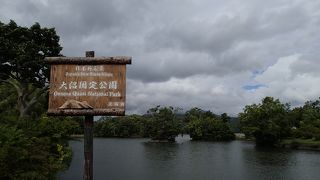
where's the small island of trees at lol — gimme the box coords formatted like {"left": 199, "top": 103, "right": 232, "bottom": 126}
{"left": 94, "top": 106, "right": 235, "bottom": 142}
{"left": 240, "top": 96, "right": 320, "bottom": 148}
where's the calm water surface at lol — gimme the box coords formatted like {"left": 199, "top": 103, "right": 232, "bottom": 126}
{"left": 59, "top": 136, "right": 320, "bottom": 180}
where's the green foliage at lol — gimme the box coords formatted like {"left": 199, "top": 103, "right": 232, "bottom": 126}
{"left": 67, "top": 116, "right": 84, "bottom": 135}
{"left": 0, "top": 81, "right": 20, "bottom": 124}
{"left": 239, "top": 97, "right": 290, "bottom": 145}
{"left": 186, "top": 107, "right": 235, "bottom": 141}
{"left": 147, "top": 106, "right": 182, "bottom": 142}
{"left": 239, "top": 97, "right": 320, "bottom": 147}
{"left": 94, "top": 115, "right": 150, "bottom": 138}
{"left": 0, "top": 20, "right": 62, "bottom": 87}
{"left": 0, "top": 20, "right": 62, "bottom": 119}
{"left": 185, "top": 107, "right": 216, "bottom": 123}
{"left": 281, "top": 138, "right": 320, "bottom": 149}
{"left": 3, "top": 78, "right": 49, "bottom": 119}
{"left": 289, "top": 98, "right": 320, "bottom": 140}
{"left": 227, "top": 117, "right": 241, "bottom": 133}
{"left": 0, "top": 20, "right": 75, "bottom": 179}
{"left": 37, "top": 116, "right": 81, "bottom": 140}
{"left": 220, "top": 113, "right": 230, "bottom": 123}
{"left": 0, "top": 117, "right": 73, "bottom": 179}
{"left": 94, "top": 107, "right": 236, "bottom": 142}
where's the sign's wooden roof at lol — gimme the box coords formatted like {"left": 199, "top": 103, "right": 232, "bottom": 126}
{"left": 45, "top": 56, "right": 132, "bottom": 65}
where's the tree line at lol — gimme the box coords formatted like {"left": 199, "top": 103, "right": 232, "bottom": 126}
{"left": 94, "top": 95, "right": 320, "bottom": 147}
{"left": 240, "top": 96, "right": 320, "bottom": 146}
{"left": 94, "top": 106, "right": 235, "bottom": 142}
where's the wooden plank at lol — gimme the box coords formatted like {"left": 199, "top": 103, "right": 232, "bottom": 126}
{"left": 45, "top": 56, "right": 132, "bottom": 64}
{"left": 47, "top": 109, "right": 125, "bottom": 116}
{"left": 47, "top": 64, "right": 126, "bottom": 116}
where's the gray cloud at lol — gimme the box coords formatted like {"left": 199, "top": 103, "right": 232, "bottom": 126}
{"left": 1, "top": 0, "right": 320, "bottom": 115}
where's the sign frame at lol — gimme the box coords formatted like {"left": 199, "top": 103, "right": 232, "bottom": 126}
{"left": 45, "top": 56, "right": 131, "bottom": 116}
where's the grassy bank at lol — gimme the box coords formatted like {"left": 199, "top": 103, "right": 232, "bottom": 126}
{"left": 280, "top": 138, "right": 320, "bottom": 150}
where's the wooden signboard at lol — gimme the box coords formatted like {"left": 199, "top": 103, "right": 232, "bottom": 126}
{"left": 45, "top": 56, "right": 131, "bottom": 116}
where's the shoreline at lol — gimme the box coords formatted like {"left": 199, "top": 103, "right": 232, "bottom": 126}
{"left": 69, "top": 134, "right": 320, "bottom": 151}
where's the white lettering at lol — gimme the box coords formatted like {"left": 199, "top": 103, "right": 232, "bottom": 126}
{"left": 78, "top": 81, "right": 87, "bottom": 89}
{"left": 59, "top": 81, "right": 68, "bottom": 90}
{"left": 75, "top": 65, "right": 105, "bottom": 72}
{"left": 69, "top": 81, "right": 77, "bottom": 89}
{"left": 99, "top": 81, "right": 108, "bottom": 89}
{"left": 88, "top": 91, "right": 108, "bottom": 96}
{"left": 108, "top": 81, "right": 118, "bottom": 89}
{"left": 72, "top": 91, "right": 86, "bottom": 96}
{"left": 109, "top": 91, "right": 121, "bottom": 97}
{"left": 89, "top": 81, "right": 98, "bottom": 89}
{"left": 107, "top": 101, "right": 125, "bottom": 107}
{"left": 53, "top": 91, "right": 71, "bottom": 96}
{"left": 65, "top": 72, "right": 113, "bottom": 77}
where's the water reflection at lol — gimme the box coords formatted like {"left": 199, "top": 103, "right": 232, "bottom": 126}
{"left": 253, "top": 146, "right": 294, "bottom": 166}
{"left": 142, "top": 139, "right": 249, "bottom": 180}
{"left": 143, "top": 142, "right": 179, "bottom": 161}
{"left": 242, "top": 145, "right": 294, "bottom": 179}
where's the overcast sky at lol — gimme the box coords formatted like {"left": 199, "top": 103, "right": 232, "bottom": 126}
{"left": 1, "top": 0, "right": 320, "bottom": 116}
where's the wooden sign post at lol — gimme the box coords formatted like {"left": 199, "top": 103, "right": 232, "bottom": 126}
{"left": 84, "top": 51, "right": 94, "bottom": 180}
{"left": 45, "top": 51, "right": 131, "bottom": 180}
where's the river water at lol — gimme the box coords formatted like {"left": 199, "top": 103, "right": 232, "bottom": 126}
{"left": 59, "top": 136, "right": 320, "bottom": 180}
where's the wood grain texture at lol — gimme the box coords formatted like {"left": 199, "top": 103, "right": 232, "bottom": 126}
{"left": 45, "top": 56, "right": 132, "bottom": 64}
{"left": 47, "top": 64, "right": 127, "bottom": 116}
{"left": 47, "top": 109, "right": 125, "bottom": 116}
